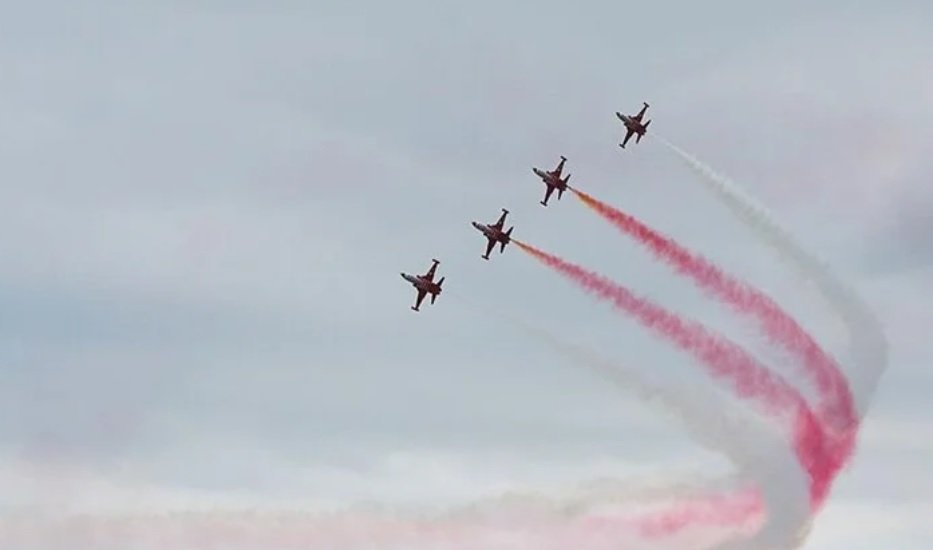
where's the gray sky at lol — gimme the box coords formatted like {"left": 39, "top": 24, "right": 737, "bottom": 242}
{"left": 1, "top": 1, "right": 932, "bottom": 548}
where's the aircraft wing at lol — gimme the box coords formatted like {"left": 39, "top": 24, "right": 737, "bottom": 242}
{"left": 634, "top": 103, "right": 648, "bottom": 121}
{"left": 493, "top": 210, "right": 508, "bottom": 228}
{"left": 423, "top": 261, "right": 438, "bottom": 281}
{"left": 621, "top": 127, "right": 635, "bottom": 148}
{"left": 552, "top": 157, "right": 566, "bottom": 177}
{"left": 414, "top": 288, "right": 427, "bottom": 309}
{"left": 484, "top": 237, "right": 496, "bottom": 258}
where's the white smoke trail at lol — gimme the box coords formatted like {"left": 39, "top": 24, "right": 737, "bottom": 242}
{"left": 652, "top": 134, "right": 888, "bottom": 548}
{"left": 652, "top": 135, "right": 887, "bottom": 419}
{"left": 0, "top": 305, "right": 798, "bottom": 549}
{"left": 453, "top": 299, "right": 807, "bottom": 549}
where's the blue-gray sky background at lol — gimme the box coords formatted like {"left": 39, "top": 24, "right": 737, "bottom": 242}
{"left": 1, "top": 1, "right": 932, "bottom": 548}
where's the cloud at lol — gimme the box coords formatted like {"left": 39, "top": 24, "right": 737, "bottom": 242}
{"left": 1, "top": 1, "right": 932, "bottom": 548}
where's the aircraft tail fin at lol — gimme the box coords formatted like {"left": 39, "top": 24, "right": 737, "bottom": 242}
{"left": 432, "top": 277, "right": 444, "bottom": 303}
{"left": 502, "top": 228, "right": 513, "bottom": 252}
{"left": 637, "top": 122, "right": 649, "bottom": 143}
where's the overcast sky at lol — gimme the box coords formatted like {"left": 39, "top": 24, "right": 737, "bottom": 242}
{"left": 1, "top": 1, "right": 932, "bottom": 548}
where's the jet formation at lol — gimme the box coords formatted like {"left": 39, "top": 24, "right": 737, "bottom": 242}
{"left": 401, "top": 102, "right": 651, "bottom": 311}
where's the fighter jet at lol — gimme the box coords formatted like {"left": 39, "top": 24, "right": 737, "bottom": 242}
{"left": 532, "top": 155, "right": 571, "bottom": 206}
{"left": 471, "top": 208, "right": 514, "bottom": 260}
{"left": 400, "top": 259, "right": 444, "bottom": 311}
{"left": 615, "top": 102, "right": 651, "bottom": 148}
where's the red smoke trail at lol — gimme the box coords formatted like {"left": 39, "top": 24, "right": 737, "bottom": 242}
{"left": 0, "top": 504, "right": 759, "bottom": 549}
{"left": 570, "top": 188, "right": 855, "bottom": 500}
{"left": 628, "top": 489, "right": 764, "bottom": 537}
{"left": 513, "top": 239, "right": 832, "bottom": 504}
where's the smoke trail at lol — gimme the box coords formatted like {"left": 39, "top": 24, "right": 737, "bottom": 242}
{"left": 652, "top": 135, "right": 886, "bottom": 549}
{"left": 0, "top": 303, "right": 799, "bottom": 549}
{"left": 468, "top": 300, "right": 775, "bottom": 475}
{"left": 512, "top": 240, "right": 830, "bottom": 509}
{"left": 0, "top": 324, "right": 772, "bottom": 550}
{"left": 653, "top": 135, "right": 886, "bottom": 422}
{"left": 441, "top": 295, "right": 773, "bottom": 530}
{"left": 470, "top": 304, "right": 790, "bottom": 543}
{"left": 653, "top": 134, "right": 885, "bottom": 493}
{"left": 0, "top": 508, "right": 757, "bottom": 550}
{"left": 569, "top": 188, "right": 854, "bottom": 467}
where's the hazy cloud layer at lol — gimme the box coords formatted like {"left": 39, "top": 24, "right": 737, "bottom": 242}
{"left": 1, "top": 1, "right": 931, "bottom": 547}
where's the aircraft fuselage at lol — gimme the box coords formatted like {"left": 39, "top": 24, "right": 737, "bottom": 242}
{"left": 533, "top": 168, "right": 564, "bottom": 188}
{"left": 472, "top": 222, "right": 492, "bottom": 238}
{"left": 401, "top": 272, "right": 437, "bottom": 292}
{"left": 619, "top": 112, "right": 647, "bottom": 132}
{"left": 472, "top": 222, "right": 508, "bottom": 243}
